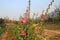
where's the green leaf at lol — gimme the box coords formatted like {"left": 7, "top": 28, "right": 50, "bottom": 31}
{"left": 49, "top": 37, "right": 54, "bottom": 40}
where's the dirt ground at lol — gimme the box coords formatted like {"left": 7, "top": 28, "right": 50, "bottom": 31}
{"left": 43, "top": 29, "right": 60, "bottom": 40}
{"left": 43, "top": 23, "right": 60, "bottom": 40}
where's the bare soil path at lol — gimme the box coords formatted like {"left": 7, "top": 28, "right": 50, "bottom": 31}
{"left": 43, "top": 29, "right": 60, "bottom": 40}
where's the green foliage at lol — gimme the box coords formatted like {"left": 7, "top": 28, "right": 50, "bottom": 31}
{"left": 49, "top": 37, "right": 54, "bottom": 40}
{"left": 8, "top": 25, "right": 20, "bottom": 40}
{"left": 0, "top": 25, "right": 6, "bottom": 35}
{"left": 0, "top": 18, "right": 4, "bottom": 24}
{"left": 8, "top": 23, "right": 45, "bottom": 40}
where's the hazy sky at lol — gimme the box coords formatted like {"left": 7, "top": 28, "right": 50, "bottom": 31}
{"left": 0, "top": 0, "right": 60, "bottom": 20}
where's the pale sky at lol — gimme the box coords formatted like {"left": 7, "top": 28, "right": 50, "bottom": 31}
{"left": 0, "top": 0, "right": 60, "bottom": 20}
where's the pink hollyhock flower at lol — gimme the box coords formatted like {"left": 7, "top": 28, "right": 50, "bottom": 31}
{"left": 34, "top": 13, "right": 38, "bottom": 16}
{"left": 21, "top": 17, "right": 26, "bottom": 24}
{"left": 40, "top": 13, "right": 45, "bottom": 18}
{"left": 26, "top": 7, "right": 29, "bottom": 13}
{"left": 26, "top": 9, "right": 29, "bottom": 12}
{"left": 20, "top": 30, "right": 26, "bottom": 37}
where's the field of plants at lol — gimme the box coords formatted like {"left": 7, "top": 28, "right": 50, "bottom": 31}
{"left": 0, "top": 0, "right": 60, "bottom": 40}
{"left": 0, "top": 16, "right": 60, "bottom": 40}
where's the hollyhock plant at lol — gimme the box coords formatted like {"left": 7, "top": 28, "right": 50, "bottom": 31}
{"left": 21, "top": 17, "right": 26, "bottom": 24}
{"left": 26, "top": 9, "right": 29, "bottom": 12}
{"left": 26, "top": 7, "right": 29, "bottom": 13}
{"left": 40, "top": 13, "right": 45, "bottom": 18}
{"left": 34, "top": 13, "right": 38, "bottom": 16}
{"left": 20, "top": 30, "right": 26, "bottom": 37}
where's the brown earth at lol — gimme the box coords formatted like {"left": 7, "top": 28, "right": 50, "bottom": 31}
{"left": 43, "top": 29, "right": 60, "bottom": 40}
